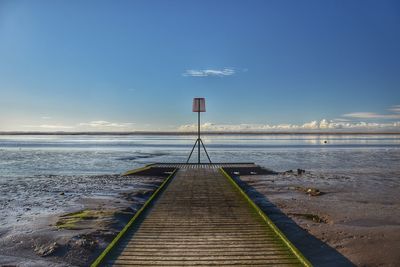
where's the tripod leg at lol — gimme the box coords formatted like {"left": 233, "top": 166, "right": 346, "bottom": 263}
{"left": 186, "top": 139, "right": 198, "bottom": 163}
{"left": 200, "top": 139, "right": 212, "bottom": 163}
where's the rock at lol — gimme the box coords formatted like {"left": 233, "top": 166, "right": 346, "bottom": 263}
{"left": 297, "top": 169, "right": 305, "bottom": 175}
{"left": 59, "top": 192, "right": 65, "bottom": 195}
{"left": 306, "top": 187, "right": 321, "bottom": 196}
{"left": 294, "top": 186, "right": 323, "bottom": 196}
{"left": 34, "top": 242, "right": 59, "bottom": 257}
{"left": 72, "top": 234, "right": 98, "bottom": 250}
{"left": 289, "top": 213, "right": 327, "bottom": 223}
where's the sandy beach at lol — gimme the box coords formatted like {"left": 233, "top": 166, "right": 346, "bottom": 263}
{"left": 239, "top": 170, "right": 400, "bottom": 267}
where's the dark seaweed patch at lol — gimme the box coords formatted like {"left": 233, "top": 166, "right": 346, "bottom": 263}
{"left": 116, "top": 152, "right": 168, "bottom": 161}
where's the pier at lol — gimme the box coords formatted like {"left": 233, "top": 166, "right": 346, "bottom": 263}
{"left": 92, "top": 164, "right": 311, "bottom": 266}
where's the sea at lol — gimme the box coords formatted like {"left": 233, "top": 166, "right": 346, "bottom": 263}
{"left": 0, "top": 134, "right": 399, "bottom": 176}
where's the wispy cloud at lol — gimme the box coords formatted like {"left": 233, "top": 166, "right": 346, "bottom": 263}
{"left": 23, "top": 124, "right": 74, "bottom": 130}
{"left": 389, "top": 105, "right": 400, "bottom": 113}
{"left": 40, "top": 125, "right": 74, "bottom": 129}
{"left": 341, "top": 104, "right": 400, "bottom": 120}
{"left": 178, "top": 119, "right": 400, "bottom": 132}
{"left": 78, "top": 120, "right": 135, "bottom": 128}
{"left": 342, "top": 112, "right": 400, "bottom": 119}
{"left": 183, "top": 68, "right": 235, "bottom": 77}
{"left": 21, "top": 120, "right": 136, "bottom": 131}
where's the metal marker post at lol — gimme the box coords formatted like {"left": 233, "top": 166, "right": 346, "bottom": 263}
{"left": 197, "top": 98, "right": 200, "bottom": 164}
{"left": 186, "top": 97, "right": 212, "bottom": 164}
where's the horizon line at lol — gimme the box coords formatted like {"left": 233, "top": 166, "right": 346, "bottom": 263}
{"left": 1, "top": 131, "right": 400, "bottom": 135}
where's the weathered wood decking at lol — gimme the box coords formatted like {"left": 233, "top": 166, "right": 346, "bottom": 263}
{"left": 94, "top": 165, "right": 310, "bottom": 266}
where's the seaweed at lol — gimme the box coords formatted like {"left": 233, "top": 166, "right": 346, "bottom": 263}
{"left": 289, "top": 213, "right": 327, "bottom": 223}
{"left": 56, "top": 209, "right": 114, "bottom": 230}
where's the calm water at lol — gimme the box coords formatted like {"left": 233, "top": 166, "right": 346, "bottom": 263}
{"left": 0, "top": 134, "right": 399, "bottom": 177}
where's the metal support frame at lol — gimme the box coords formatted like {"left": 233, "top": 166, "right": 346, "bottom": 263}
{"left": 186, "top": 98, "right": 212, "bottom": 164}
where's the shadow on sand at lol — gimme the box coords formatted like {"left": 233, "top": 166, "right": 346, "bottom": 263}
{"left": 233, "top": 175, "right": 356, "bottom": 267}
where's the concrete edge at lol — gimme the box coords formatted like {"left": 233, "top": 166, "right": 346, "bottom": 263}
{"left": 219, "top": 167, "right": 313, "bottom": 267}
{"left": 91, "top": 168, "right": 178, "bottom": 267}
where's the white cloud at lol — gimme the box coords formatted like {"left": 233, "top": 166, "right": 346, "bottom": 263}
{"left": 23, "top": 124, "right": 74, "bottom": 130}
{"left": 78, "top": 120, "right": 135, "bottom": 128}
{"left": 40, "top": 116, "right": 52, "bottom": 120}
{"left": 390, "top": 105, "right": 400, "bottom": 113}
{"left": 20, "top": 120, "right": 136, "bottom": 131}
{"left": 342, "top": 112, "right": 400, "bottom": 119}
{"left": 40, "top": 125, "right": 74, "bottom": 129}
{"left": 183, "top": 68, "right": 235, "bottom": 77}
{"left": 333, "top": 118, "right": 351, "bottom": 122}
{"left": 178, "top": 119, "right": 400, "bottom": 132}
{"left": 341, "top": 104, "right": 400, "bottom": 120}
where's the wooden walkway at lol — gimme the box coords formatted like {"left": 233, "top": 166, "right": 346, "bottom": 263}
{"left": 150, "top": 163, "right": 258, "bottom": 168}
{"left": 95, "top": 167, "right": 310, "bottom": 266}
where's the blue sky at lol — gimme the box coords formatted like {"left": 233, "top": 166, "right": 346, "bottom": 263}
{"left": 0, "top": 0, "right": 399, "bottom": 132}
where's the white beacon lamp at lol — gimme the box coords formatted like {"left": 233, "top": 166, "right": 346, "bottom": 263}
{"left": 186, "top": 98, "right": 212, "bottom": 164}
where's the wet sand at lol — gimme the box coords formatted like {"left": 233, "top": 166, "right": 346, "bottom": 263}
{"left": 1, "top": 169, "right": 399, "bottom": 266}
{"left": 0, "top": 174, "right": 165, "bottom": 266}
{"left": 239, "top": 171, "right": 400, "bottom": 267}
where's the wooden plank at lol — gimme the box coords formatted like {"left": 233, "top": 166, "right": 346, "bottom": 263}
{"left": 93, "top": 167, "right": 311, "bottom": 266}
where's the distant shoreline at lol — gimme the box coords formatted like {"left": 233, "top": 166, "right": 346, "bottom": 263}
{"left": 1, "top": 131, "right": 400, "bottom": 135}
